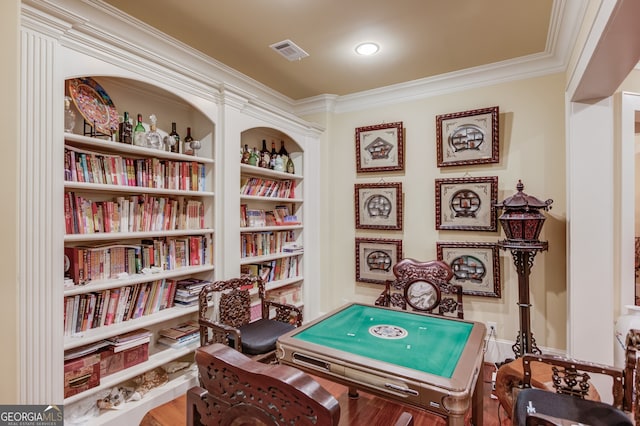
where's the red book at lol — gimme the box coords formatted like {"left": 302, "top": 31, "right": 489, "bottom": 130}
{"left": 104, "top": 288, "right": 121, "bottom": 326}
{"left": 190, "top": 236, "right": 201, "bottom": 266}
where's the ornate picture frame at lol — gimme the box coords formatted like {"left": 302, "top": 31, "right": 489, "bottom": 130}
{"left": 435, "top": 176, "right": 498, "bottom": 231}
{"left": 436, "top": 241, "right": 501, "bottom": 298}
{"left": 355, "top": 122, "right": 404, "bottom": 173}
{"left": 436, "top": 106, "right": 499, "bottom": 167}
{"left": 354, "top": 182, "right": 403, "bottom": 230}
{"left": 355, "top": 238, "right": 403, "bottom": 284}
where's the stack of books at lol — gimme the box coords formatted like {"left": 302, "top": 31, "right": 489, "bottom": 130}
{"left": 173, "top": 278, "right": 211, "bottom": 307}
{"left": 105, "top": 328, "right": 152, "bottom": 351}
{"left": 157, "top": 320, "right": 200, "bottom": 348}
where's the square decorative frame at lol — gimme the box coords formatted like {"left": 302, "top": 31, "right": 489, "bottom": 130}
{"left": 355, "top": 238, "right": 403, "bottom": 284}
{"left": 355, "top": 182, "right": 403, "bottom": 230}
{"left": 355, "top": 122, "right": 404, "bottom": 172}
{"left": 436, "top": 106, "right": 499, "bottom": 167}
{"left": 437, "top": 241, "right": 501, "bottom": 298}
{"left": 435, "top": 176, "right": 498, "bottom": 231}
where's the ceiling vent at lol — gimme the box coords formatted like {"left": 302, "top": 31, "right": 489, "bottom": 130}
{"left": 269, "top": 39, "right": 309, "bottom": 61}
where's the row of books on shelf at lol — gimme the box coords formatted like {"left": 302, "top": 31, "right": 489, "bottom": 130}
{"left": 240, "top": 204, "right": 299, "bottom": 228}
{"left": 241, "top": 254, "right": 301, "bottom": 283}
{"left": 63, "top": 278, "right": 212, "bottom": 335}
{"left": 64, "top": 145, "right": 206, "bottom": 192}
{"left": 240, "top": 177, "right": 295, "bottom": 198}
{"left": 64, "top": 279, "right": 177, "bottom": 335}
{"left": 64, "top": 235, "right": 212, "bottom": 286}
{"left": 240, "top": 230, "right": 297, "bottom": 258}
{"left": 64, "top": 192, "right": 205, "bottom": 235}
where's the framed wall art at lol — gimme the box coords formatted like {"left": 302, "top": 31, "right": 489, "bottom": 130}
{"left": 355, "top": 121, "right": 404, "bottom": 173}
{"left": 355, "top": 182, "right": 403, "bottom": 230}
{"left": 436, "top": 106, "right": 499, "bottom": 167}
{"left": 435, "top": 176, "right": 498, "bottom": 231}
{"left": 355, "top": 238, "right": 403, "bottom": 284}
{"left": 436, "top": 241, "right": 501, "bottom": 298}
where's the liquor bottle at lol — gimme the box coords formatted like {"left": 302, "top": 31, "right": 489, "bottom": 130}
{"left": 133, "top": 113, "right": 146, "bottom": 147}
{"left": 63, "top": 96, "right": 76, "bottom": 133}
{"left": 259, "top": 139, "right": 270, "bottom": 168}
{"left": 270, "top": 141, "right": 278, "bottom": 169}
{"left": 286, "top": 156, "right": 295, "bottom": 174}
{"left": 145, "top": 114, "right": 162, "bottom": 149}
{"left": 166, "top": 122, "right": 180, "bottom": 153}
{"left": 241, "top": 144, "right": 251, "bottom": 164}
{"left": 248, "top": 147, "right": 259, "bottom": 166}
{"left": 118, "top": 111, "right": 133, "bottom": 144}
{"left": 184, "top": 127, "right": 194, "bottom": 155}
{"left": 278, "top": 140, "right": 289, "bottom": 167}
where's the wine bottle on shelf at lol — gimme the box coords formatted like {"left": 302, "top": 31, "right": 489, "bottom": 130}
{"left": 133, "top": 113, "right": 146, "bottom": 147}
{"left": 184, "top": 127, "right": 194, "bottom": 155}
{"left": 278, "top": 140, "right": 289, "bottom": 169}
{"left": 260, "top": 139, "right": 270, "bottom": 168}
{"left": 167, "top": 122, "right": 180, "bottom": 153}
{"left": 118, "top": 111, "right": 133, "bottom": 144}
{"left": 145, "top": 114, "right": 162, "bottom": 149}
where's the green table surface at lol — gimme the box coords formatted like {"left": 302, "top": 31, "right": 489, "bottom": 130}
{"left": 292, "top": 304, "right": 473, "bottom": 378}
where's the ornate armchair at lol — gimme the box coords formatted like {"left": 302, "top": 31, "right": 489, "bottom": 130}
{"left": 374, "top": 258, "right": 464, "bottom": 319}
{"left": 198, "top": 276, "right": 302, "bottom": 363}
{"left": 496, "top": 328, "right": 640, "bottom": 422}
{"left": 187, "top": 343, "right": 414, "bottom": 426}
{"left": 510, "top": 353, "right": 632, "bottom": 425}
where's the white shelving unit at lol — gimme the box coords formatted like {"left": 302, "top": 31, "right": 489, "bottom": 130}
{"left": 61, "top": 76, "right": 216, "bottom": 423}
{"left": 239, "top": 137, "right": 305, "bottom": 311}
{"left": 20, "top": 4, "right": 323, "bottom": 425}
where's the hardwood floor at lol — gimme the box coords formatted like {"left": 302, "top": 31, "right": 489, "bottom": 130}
{"left": 140, "top": 363, "right": 513, "bottom": 425}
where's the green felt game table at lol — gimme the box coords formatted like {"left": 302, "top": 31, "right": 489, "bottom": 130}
{"left": 276, "top": 303, "right": 486, "bottom": 426}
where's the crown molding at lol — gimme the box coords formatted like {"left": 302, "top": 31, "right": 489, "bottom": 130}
{"left": 24, "top": 0, "right": 588, "bottom": 119}
{"left": 294, "top": 0, "right": 588, "bottom": 115}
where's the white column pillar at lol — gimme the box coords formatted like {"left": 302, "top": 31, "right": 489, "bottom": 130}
{"left": 19, "top": 24, "right": 64, "bottom": 403}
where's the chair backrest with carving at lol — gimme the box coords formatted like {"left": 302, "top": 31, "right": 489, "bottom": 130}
{"left": 521, "top": 354, "right": 624, "bottom": 409}
{"left": 375, "top": 258, "right": 464, "bottom": 319}
{"left": 624, "top": 328, "right": 640, "bottom": 422}
{"left": 188, "top": 343, "right": 341, "bottom": 426}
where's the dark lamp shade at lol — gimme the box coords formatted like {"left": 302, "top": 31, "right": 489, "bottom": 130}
{"left": 498, "top": 211, "right": 546, "bottom": 242}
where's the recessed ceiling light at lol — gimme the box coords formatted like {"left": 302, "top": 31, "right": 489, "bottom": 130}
{"left": 355, "top": 42, "right": 379, "bottom": 56}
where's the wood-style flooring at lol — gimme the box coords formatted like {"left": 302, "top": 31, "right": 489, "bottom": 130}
{"left": 140, "top": 363, "right": 513, "bottom": 426}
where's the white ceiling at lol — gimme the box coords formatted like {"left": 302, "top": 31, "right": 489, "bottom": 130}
{"left": 100, "top": 0, "right": 563, "bottom": 101}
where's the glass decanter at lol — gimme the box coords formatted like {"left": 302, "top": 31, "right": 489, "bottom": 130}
{"left": 64, "top": 96, "right": 76, "bottom": 133}
{"left": 145, "top": 114, "right": 162, "bottom": 150}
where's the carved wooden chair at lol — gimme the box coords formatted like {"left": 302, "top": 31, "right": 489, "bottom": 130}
{"left": 187, "top": 343, "right": 414, "bottom": 426}
{"left": 496, "top": 328, "right": 640, "bottom": 422}
{"left": 374, "top": 258, "right": 464, "bottom": 319}
{"left": 510, "top": 353, "right": 633, "bottom": 425}
{"left": 198, "top": 275, "right": 302, "bottom": 363}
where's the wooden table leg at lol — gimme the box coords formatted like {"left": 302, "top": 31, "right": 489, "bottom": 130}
{"left": 471, "top": 364, "right": 483, "bottom": 426}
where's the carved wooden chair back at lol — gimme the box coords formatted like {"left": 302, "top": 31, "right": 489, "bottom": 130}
{"left": 374, "top": 258, "right": 464, "bottom": 319}
{"left": 198, "top": 276, "right": 302, "bottom": 362}
{"left": 187, "top": 343, "right": 415, "bottom": 426}
{"left": 624, "top": 328, "right": 640, "bottom": 422}
{"left": 188, "top": 343, "right": 341, "bottom": 426}
{"left": 521, "top": 354, "right": 624, "bottom": 408}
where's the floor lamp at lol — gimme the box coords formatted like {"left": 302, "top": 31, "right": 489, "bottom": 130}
{"left": 495, "top": 180, "right": 553, "bottom": 359}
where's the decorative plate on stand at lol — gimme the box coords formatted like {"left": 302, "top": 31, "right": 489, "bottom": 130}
{"left": 67, "top": 77, "right": 119, "bottom": 136}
